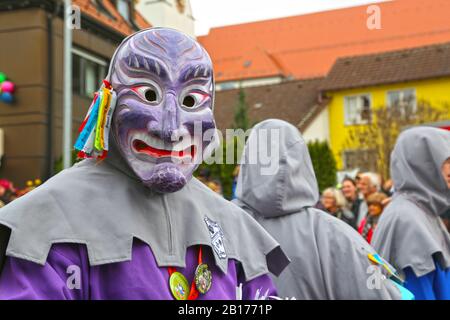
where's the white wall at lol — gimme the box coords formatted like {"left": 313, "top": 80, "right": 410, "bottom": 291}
{"left": 215, "top": 76, "right": 283, "bottom": 91}
{"left": 302, "top": 107, "right": 330, "bottom": 143}
{"left": 136, "top": 0, "right": 195, "bottom": 37}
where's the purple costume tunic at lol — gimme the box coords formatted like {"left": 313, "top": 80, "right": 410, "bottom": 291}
{"left": 0, "top": 240, "right": 274, "bottom": 300}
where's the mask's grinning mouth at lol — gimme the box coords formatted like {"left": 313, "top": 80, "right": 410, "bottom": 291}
{"left": 133, "top": 139, "right": 196, "bottom": 159}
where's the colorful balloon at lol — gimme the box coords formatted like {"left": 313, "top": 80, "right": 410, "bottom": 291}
{"left": 0, "top": 72, "right": 6, "bottom": 83}
{"left": 0, "top": 92, "right": 13, "bottom": 103}
{"left": 1, "top": 81, "right": 14, "bottom": 93}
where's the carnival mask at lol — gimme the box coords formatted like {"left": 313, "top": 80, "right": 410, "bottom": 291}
{"left": 75, "top": 28, "right": 217, "bottom": 193}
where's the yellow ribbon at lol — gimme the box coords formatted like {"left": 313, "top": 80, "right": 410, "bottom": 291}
{"left": 94, "top": 87, "right": 112, "bottom": 151}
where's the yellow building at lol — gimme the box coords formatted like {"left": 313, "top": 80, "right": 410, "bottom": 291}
{"left": 320, "top": 42, "right": 450, "bottom": 173}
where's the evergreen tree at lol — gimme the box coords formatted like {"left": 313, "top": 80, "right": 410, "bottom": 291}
{"left": 196, "top": 87, "right": 251, "bottom": 198}
{"left": 307, "top": 140, "right": 337, "bottom": 193}
{"left": 233, "top": 88, "right": 250, "bottom": 130}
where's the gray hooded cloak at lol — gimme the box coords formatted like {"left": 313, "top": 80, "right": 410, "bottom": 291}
{"left": 372, "top": 126, "right": 450, "bottom": 277}
{"left": 0, "top": 135, "right": 289, "bottom": 283}
{"left": 233, "top": 119, "right": 403, "bottom": 299}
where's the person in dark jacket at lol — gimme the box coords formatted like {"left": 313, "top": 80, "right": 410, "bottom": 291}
{"left": 341, "top": 177, "right": 362, "bottom": 228}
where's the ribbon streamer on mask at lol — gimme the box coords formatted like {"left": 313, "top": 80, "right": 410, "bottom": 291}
{"left": 74, "top": 80, "right": 117, "bottom": 160}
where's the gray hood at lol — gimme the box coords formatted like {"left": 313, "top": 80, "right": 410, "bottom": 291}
{"left": 234, "top": 119, "right": 403, "bottom": 299}
{"left": 391, "top": 126, "right": 450, "bottom": 216}
{"left": 372, "top": 126, "right": 450, "bottom": 277}
{"left": 236, "top": 119, "right": 319, "bottom": 218}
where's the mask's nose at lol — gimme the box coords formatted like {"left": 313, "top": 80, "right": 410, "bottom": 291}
{"left": 148, "top": 92, "right": 181, "bottom": 143}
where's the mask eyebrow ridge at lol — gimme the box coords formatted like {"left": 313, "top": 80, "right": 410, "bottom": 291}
{"left": 126, "top": 52, "right": 169, "bottom": 80}
{"left": 180, "top": 64, "right": 212, "bottom": 83}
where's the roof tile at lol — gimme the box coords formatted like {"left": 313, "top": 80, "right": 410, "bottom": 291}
{"left": 320, "top": 42, "right": 450, "bottom": 91}
{"left": 74, "top": 0, "right": 151, "bottom": 36}
{"left": 199, "top": 0, "right": 450, "bottom": 82}
{"left": 214, "top": 78, "right": 325, "bottom": 131}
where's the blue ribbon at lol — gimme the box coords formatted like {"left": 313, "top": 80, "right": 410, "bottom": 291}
{"left": 74, "top": 92, "right": 102, "bottom": 151}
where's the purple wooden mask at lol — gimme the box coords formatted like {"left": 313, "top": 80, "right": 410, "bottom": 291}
{"left": 109, "top": 28, "right": 216, "bottom": 193}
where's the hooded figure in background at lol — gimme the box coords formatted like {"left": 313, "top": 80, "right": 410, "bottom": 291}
{"left": 0, "top": 28, "right": 289, "bottom": 300}
{"left": 372, "top": 127, "right": 450, "bottom": 300}
{"left": 233, "top": 119, "right": 413, "bottom": 300}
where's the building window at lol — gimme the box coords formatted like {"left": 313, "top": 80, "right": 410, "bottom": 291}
{"left": 72, "top": 48, "right": 107, "bottom": 98}
{"left": 344, "top": 94, "right": 371, "bottom": 125}
{"left": 343, "top": 149, "right": 377, "bottom": 172}
{"left": 387, "top": 88, "right": 416, "bottom": 112}
{"left": 176, "top": 0, "right": 186, "bottom": 14}
{"left": 116, "top": 0, "right": 131, "bottom": 21}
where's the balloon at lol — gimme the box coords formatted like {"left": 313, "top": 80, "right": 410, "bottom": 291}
{"left": 0, "top": 73, "right": 6, "bottom": 83}
{"left": 0, "top": 92, "right": 13, "bottom": 103}
{"left": 1, "top": 81, "right": 14, "bottom": 93}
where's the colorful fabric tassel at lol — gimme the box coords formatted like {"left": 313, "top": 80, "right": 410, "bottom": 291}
{"left": 74, "top": 81, "right": 117, "bottom": 160}
{"left": 94, "top": 87, "right": 112, "bottom": 151}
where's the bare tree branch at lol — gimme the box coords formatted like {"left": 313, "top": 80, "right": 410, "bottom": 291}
{"left": 343, "top": 99, "right": 449, "bottom": 179}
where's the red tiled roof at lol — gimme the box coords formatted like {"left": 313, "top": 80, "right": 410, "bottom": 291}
{"left": 320, "top": 42, "right": 450, "bottom": 91}
{"left": 74, "top": 0, "right": 151, "bottom": 36}
{"left": 199, "top": 0, "right": 450, "bottom": 82}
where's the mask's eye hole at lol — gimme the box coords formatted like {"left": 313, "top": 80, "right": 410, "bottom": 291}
{"left": 180, "top": 91, "right": 209, "bottom": 109}
{"left": 145, "top": 89, "right": 157, "bottom": 102}
{"left": 182, "top": 95, "right": 196, "bottom": 108}
{"left": 132, "top": 85, "right": 161, "bottom": 104}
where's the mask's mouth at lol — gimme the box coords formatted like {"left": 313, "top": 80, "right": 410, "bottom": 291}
{"left": 133, "top": 139, "right": 196, "bottom": 159}
{"left": 130, "top": 130, "right": 197, "bottom": 161}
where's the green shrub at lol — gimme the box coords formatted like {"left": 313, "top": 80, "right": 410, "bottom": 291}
{"left": 307, "top": 140, "right": 337, "bottom": 193}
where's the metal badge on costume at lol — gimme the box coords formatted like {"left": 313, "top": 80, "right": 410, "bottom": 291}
{"left": 204, "top": 216, "right": 227, "bottom": 259}
{"left": 169, "top": 271, "right": 190, "bottom": 300}
{"left": 168, "top": 246, "right": 211, "bottom": 300}
{"left": 195, "top": 263, "right": 212, "bottom": 294}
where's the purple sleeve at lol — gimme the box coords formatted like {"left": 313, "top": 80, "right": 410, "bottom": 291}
{"left": 0, "top": 244, "right": 88, "bottom": 300}
{"left": 237, "top": 266, "right": 277, "bottom": 300}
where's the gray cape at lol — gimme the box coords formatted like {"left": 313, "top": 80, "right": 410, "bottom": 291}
{"left": 233, "top": 119, "right": 402, "bottom": 299}
{"left": 372, "top": 127, "right": 450, "bottom": 277}
{"left": 0, "top": 140, "right": 289, "bottom": 282}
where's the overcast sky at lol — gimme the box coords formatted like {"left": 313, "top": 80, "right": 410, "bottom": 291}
{"left": 190, "top": 0, "right": 390, "bottom": 35}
